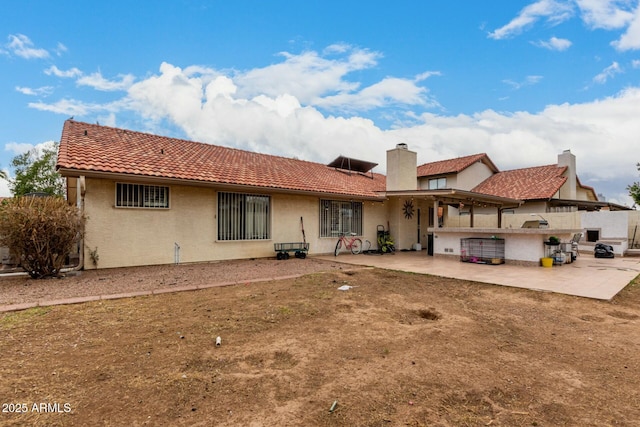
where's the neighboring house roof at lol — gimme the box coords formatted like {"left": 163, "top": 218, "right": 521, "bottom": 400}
{"left": 417, "top": 153, "right": 499, "bottom": 178}
{"left": 56, "top": 120, "right": 386, "bottom": 199}
{"left": 472, "top": 164, "right": 568, "bottom": 200}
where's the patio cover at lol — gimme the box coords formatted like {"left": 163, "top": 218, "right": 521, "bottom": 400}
{"left": 379, "top": 189, "right": 523, "bottom": 228}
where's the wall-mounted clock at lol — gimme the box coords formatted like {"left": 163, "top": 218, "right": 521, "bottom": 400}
{"left": 403, "top": 199, "right": 414, "bottom": 219}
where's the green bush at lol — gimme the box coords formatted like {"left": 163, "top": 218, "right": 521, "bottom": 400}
{"left": 0, "top": 196, "right": 85, "bottom": 279}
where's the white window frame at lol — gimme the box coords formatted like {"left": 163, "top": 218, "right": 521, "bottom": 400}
{"left": 217, "top": 192, "right": 270, "bottom": 241}
{"left": 115, "top": 183, "right": 170, "bottom": 209}
{"left": 320, "top": 200, "right": 363, "bottom": 237}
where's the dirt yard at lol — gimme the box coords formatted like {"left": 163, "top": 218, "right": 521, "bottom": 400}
{"left": 1, "top": 259, "right": 639, "bottom": 426}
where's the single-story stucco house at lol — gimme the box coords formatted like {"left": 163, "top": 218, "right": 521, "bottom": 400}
{"left": 55, "top": 120, "right": 629, "bottom": 269}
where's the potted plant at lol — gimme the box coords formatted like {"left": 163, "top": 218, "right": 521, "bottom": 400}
{"left": 547, "top": 236, "right": 560, "bottom": 245}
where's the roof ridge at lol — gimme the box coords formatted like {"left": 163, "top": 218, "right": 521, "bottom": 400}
{"left": 496, "top": 163, "right": 562, "bottom": 173}
{"left": 417, "top": 152, "right": 486, "bottom": 167}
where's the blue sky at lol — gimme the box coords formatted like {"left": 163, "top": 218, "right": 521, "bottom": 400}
{"left": 1, "top": 0, "right": 640, "bottom": 205}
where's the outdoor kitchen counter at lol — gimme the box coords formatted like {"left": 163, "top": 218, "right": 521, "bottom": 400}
{"left": 427, "top": 227, "right": 583, "bottom": 264}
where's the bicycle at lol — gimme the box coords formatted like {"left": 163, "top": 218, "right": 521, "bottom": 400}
{"left": 334, "top": 233, "right": 363, "bottom": 256}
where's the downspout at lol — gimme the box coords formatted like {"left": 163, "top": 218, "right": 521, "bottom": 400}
{"left": 69, "top": 175, "right": 86, "bottom": 271}
{"left": 174, "top": 242, "right": 180, "bottom": 265}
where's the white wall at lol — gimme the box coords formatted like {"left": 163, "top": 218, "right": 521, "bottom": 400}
{"left": 435, "top": 231, "right": 541, "bottom": 262}
{"left": 434, "top": 210, "right": 635, "bottom": 256}
{"left": 581, "top": 211, "right": 629, "bottom": 254}
{"left": 581, "top": 211, "right": 628, "bottom": 239}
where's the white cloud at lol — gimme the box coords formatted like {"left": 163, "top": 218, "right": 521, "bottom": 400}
{"left": 44, "top": 66, "right": 135, "bottom": 92}
{"left": 491, "top": 0, "right": 640, "bottom": 51}
{"left": 234, "top": 46, "right": 380, "bottom": 104}
{"left": 323, "top": 43, "right": 351, "bottom": 54}
{"left": 415, "top": 71, "right": 443, "bottom": 82}
{"left": 54, "top": 42, "right": 68, "bottom": 56}
{"left": 533, "top": 36, "right": 573, "bottom": 50}
{"left": 28, "top": 98, "right": 119, "bottom": 116}
{"left": 76, "top": 71, "right": 135, "bottom": 91}
{"left": 5, "top": 34, "right": 49, "bottom": 59}
{"left": 15, "top": 86, "right": 36, "bottom": 96}
{"left": 386, "top": 87, "right": 640, "bottom": 201}
{"left": 4, "top": 140, "right": 56, "bottom": 158}
{"left": 15, "top": 86, "right": 54, "bottom": 96}
{"left": 125, "top": 61, "right": 388, "bottom": 162}
{"left": 576, "top": 0, "right": 635, "bottom": 29}
{"left": 97, "top": 112, "right": 117, "bottom": 127}
{"left": 488, "top": 0, "right": 574, "bottom": 39}
{"left": 612, "top": 5, "right": 640, "bottom": 50}
{"left": 4, "top": 142, "right": 35, "bottom": 155}
{"left": 503, "top": 75, "right": 544, "bottom": 90}
{"left": 44, "top": 65, "right": 82, "bottom": 78}
{"left": 593, "top": 61, "right": 623, "bottom": 83}
{"left": 116, "top": 49, "right": 439, "bottom": 161}
{"left": 315, "top": 77, "right": 433, "bottom": 111}
{"left": 633, "top": 59, "right": 640, "bottom": 67}
{"left": 24, "top": 45, "right": 640, "bottom": 202}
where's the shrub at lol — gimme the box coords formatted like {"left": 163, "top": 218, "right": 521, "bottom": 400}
{"left": 0, "top": 196, "right": 85, "bottom": 279}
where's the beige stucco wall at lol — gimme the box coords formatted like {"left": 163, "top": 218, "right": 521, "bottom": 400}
{"left": 442, "top": 211, "right": 582, "bottom": 230}
{"left": 629, "top": 211, "right": 640, "bottom": 248}
{"left": 456, "top": 161, "right": 495, "bottom": 191}
{"left": 501, "top": 212, "right": 581, "bottom": 229}
{"left": 386, "top": 146, "right": 417, "bottom": 191}
{"left": 417, "top": 162, "right": 493, "bottom": 191}
{"left": 576, "top": 186, "right": 596, "bottom": 201}
{"left": 386, "top": 197, "right": 432, "bottom": 251}
{"left": 81, "top": 178, "right": 387, "bottom": 269}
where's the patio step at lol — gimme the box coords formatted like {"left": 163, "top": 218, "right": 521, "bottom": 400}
{"left": 624, "top": 248, "right": 640, "bottom": 257}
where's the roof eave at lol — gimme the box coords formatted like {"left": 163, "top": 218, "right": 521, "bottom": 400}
{"left": 57, "top": 168, "right": 386, "bottom": 201}
{"left": 549, "top": 198, "right": 632, "bottom": 211}
{"left": 379, "top": 188, "right": 523, "bottom": 208}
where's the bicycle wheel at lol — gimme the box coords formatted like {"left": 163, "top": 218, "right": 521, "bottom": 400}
{"left": 334, "top": 239, "right": 342, "bottom": 256}
{"left": 350, "top": 238, "right": 363, "bottom": 255}
{"left": 363, "top": 240, "right": 371, "bottom": 252}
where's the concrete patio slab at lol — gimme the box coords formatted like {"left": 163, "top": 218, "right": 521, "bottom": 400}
{"left": 317, "top": 251, "right": 640, "bottom": 300}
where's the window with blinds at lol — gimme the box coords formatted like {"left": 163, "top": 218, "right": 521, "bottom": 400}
{"left": 320, "top": 200, "right": 363, "bottom": 237}
{"left": 116, "top": 183, "right": 169, "bottom": 208}
{"left": 217, "top": 192, "right": 270, "bottom": 240}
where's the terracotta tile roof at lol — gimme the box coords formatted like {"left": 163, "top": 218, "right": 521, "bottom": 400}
{"left": 472, "top": 165, "right": 567, "bottom": 200}
{"left": 417, "top": 153, "right": 498, "bottom": 177}
{"left": 56, "top": 120, "right": 386, "bottom": 198}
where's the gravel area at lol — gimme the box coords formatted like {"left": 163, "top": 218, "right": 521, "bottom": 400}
{"left": 0, "top": 257, "right": 352, "bottom": 308}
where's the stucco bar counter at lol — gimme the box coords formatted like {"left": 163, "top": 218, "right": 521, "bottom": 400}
{"left": 428, "top": 227, "right": 583, "bottom": 266}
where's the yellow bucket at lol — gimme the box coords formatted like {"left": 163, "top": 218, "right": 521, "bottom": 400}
{"left": 541, "top": 257, "right": 553, "bottom": 268}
